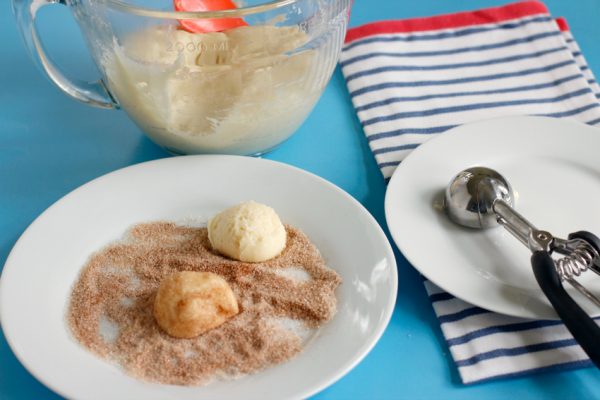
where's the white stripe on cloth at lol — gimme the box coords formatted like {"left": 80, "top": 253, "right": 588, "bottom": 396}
{"left": 342, "top": 2, "right": 600, "bottom": 384}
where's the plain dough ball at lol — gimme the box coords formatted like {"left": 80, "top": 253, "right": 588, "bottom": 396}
{"left": 153, "top": 271, "right": 239, "bottom": 338}
{"left": 208, "top": 201, "right": 287, "bottom": 262}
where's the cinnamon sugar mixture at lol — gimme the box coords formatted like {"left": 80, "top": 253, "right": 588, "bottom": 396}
{"left": 67, "top": 222, "right": 341, "bottom": 385}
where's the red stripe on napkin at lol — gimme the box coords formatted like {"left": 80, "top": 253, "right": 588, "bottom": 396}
{"left": 555, "top": 17, "right": 570, "bottom": 32}
{"left": 345, "top": 1, "right": 549, "bottom": 43}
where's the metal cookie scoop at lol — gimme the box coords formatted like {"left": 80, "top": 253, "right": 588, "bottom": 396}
{"left": 444, "top": 166, "right": 600, "bottom": 367}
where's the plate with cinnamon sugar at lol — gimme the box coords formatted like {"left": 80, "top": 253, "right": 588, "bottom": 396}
{"left": 0, "top": 155, "right": 397, "bottom": 400}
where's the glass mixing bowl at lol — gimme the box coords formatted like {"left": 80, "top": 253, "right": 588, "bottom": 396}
{"left": 13, "top": 0, "right": 350, "bottom": 155}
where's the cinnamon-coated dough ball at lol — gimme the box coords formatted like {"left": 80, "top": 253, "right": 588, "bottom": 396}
{"left": 153, "top": 271, "right": 239, "bottom": 338}
{"left": 208, "top": 201, "right": 287, "bottom": 262}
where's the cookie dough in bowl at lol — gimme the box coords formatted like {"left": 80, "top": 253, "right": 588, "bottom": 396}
{"left": 102, "top": 24, "right": 328, "bottom": 155}
{"left": 13, "top": 0, "right": 351, "bottom": 155}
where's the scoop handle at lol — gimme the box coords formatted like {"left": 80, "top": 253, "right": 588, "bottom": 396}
{"left": 531, "top": 251, "right": 600, "bottom": 368}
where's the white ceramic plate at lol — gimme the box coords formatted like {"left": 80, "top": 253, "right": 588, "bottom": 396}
{"left": 0, "top": 155, "right": 397, "bottom": 400}
{"left": 385, "top": 116, "right": 600, "bottom": 320}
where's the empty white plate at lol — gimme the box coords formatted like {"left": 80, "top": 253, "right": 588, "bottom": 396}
{"left": 385, "top": 116, "right": 600, "bottom": 319}
{"left": 0, "top": 155, "right": 397, "bottom": 400}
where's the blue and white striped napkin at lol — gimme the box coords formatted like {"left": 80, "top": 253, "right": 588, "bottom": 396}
{"left": 340, "top": 1, "right": 599, "bottom": 384}
{"left": 341, "top": 1, "right": 600, "bottom": 181}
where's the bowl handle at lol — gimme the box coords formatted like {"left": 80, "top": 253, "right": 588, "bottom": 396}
{"left": 12, "top": 0, "right": 117, "bottom": 109}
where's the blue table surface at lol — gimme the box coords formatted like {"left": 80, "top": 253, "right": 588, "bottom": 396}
{"left": 2, "top": 0, "right": 600, "bottom": 399}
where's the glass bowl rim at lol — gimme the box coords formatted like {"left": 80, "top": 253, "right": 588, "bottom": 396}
{"left": 103, "top": 0, "right": 304, "bottom": 19}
